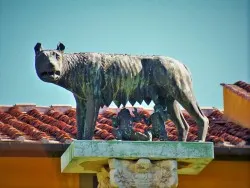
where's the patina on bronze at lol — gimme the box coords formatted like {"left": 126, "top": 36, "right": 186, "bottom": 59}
{"left": 34, "top": 42, "right": 209, "bottom": 141}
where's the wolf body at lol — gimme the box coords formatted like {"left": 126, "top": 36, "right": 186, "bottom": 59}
{"left": 34, "top": 43, "right": 209, "bottom": 141}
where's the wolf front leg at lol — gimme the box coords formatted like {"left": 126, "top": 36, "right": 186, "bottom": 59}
{"left": 74, "top": 95, "right": 87, "bottom": 140}
{"left": 83, "top": 94, "right": 101, "bottom": 140}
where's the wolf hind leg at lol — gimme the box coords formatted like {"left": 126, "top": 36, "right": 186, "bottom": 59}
{"left": 165, "top": 98, "right": 189, "bottom": 141}
{"left": 177, "top": 92, "right": 209, "bottom": 142}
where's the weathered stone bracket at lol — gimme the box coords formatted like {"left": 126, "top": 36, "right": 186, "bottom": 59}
{"left": 97, "top": 167, "right": 112, "bottom": 188}
{"left": 96, "top": 159, "right": 178, "bottom": 188}
{"left": 108, "top": 159, "right": 178, "bottom": 188}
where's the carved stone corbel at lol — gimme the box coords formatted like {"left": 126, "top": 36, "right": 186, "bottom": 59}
{"left": 97, "top": 158, "right": 178, "bottom": 188}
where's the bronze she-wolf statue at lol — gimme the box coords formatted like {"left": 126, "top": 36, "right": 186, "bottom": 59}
{"left": 34, "top": 42, "right": 209, "bottom": 141}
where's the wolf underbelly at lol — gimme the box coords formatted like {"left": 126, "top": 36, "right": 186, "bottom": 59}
{"left": 100, "top": 56, "right": 170, "bottom": 107}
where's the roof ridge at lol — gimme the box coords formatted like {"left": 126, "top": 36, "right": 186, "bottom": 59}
{"left": 221, "top": 83, "right": 250, "bottom": 101}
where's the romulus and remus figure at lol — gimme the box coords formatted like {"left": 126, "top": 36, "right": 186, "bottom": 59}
{"left": 34, "top": 42, "right": 209, "bottom": 141}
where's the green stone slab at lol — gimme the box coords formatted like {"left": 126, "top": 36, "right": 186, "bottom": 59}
{"left": 61, "top": 140, "right": 214, "bottom": 175}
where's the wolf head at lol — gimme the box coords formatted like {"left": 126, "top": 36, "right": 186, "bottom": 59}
{"left": 34, "top": 42, "right": 65, "bottom": 83}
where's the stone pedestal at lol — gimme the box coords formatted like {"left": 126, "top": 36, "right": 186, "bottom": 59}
{"left": 61, "top": 141, "right": 214, "bottom": 188}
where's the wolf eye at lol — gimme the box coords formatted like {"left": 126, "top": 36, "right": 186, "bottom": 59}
{"left": 56, "top": 53, "right": 60, "bottom": 59}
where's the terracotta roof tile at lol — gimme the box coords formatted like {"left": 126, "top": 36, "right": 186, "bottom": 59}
{"left": 234, "top": 81, "right": 250, "bottom": 92}
{"left": 0, "top": 111, "right": 50, "bottom": 143}
{"left": 0, "top": 105, "right": 249, "bottom": 147}
{"left": 221, "top": 80, "right": 250, "bottom": 101}
{"left": 5, "top": 106, "right": 72, "bottom": 143}
{"left": 0, "top": 121, "right": 25, "bottom": 140}
{"left": 47, "top": 109, "right": 77, "bottom": 126}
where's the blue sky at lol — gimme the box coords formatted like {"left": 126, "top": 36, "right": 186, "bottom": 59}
{"left": 0, "top": 0, "right": 249, "bottom": 109}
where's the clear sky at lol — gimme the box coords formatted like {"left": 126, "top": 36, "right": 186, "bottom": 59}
{"left": 0, "top": 0, "right": 249, "bottom": 109}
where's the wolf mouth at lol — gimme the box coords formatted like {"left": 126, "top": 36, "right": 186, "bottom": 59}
{"left": 41, "top": 71, "right": 60, "bottom": 76}
{"left": 40, "top": 71, "right": 60, "bottom": 80}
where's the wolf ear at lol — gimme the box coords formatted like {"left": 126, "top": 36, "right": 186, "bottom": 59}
{"left": 34, "top": 43, "right": 42, "bottom": 55}
{"left": 57, "top": 42, "right": 65, "bottom": 52}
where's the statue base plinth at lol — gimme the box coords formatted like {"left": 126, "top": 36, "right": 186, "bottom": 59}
{"left": 61, "top": 140, "right": 214, "bottom": 187}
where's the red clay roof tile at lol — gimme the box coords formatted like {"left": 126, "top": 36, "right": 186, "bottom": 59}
{"left": 0, "top": 105, "right": 249, "bottom": 147}
{"left": 234, "top": 81, "right": 250, "bottom": 92}
{"left": 221, "top": 80, "right": 250, "bottom": 101}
